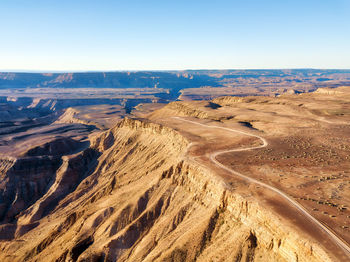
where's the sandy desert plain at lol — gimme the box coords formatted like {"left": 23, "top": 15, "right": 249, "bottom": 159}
{"left": 0, "top": 71, "right": 349, "bottom": 261}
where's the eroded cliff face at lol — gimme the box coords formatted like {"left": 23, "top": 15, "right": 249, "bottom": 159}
{"left": 0, "top": 156, "right": 62, "bottom": 223}
{"left": 0, "top": 118, "right": 333, "bottom": 262}
{"left": 0, "top": 137, "right": 97, "bottom": 229}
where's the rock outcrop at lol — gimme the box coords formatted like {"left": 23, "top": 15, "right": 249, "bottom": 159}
{"left": 0, "top": 117, "right": 335, "bottom": 261}
{"left": 0, "top": 156, "right": 63, "bottom": 223}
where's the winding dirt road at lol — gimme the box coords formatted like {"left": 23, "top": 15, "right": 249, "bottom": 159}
{"left": 173, "top": 116, "right": 350, "bottom": 259}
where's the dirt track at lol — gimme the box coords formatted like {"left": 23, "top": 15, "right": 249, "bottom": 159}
{"left": 173, "top": 116, "right": 350, "bottom": 259}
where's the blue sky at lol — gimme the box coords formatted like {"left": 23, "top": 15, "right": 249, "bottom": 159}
{"left": 0, "top": 0, "right": 349, "bottom": 71}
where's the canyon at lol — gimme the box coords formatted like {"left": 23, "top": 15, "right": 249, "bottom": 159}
{"left": 0, "top": 72, "right": 350, "bottom": 261}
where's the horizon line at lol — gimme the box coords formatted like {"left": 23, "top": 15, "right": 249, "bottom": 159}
{"left": 1, "top": 68, "right": 350, "bottom": 74}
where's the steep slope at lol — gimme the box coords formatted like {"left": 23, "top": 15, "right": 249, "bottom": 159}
{"left": 0, "top": 137, "right": 93, "bottom": 226}
{"left": 0, "top": 118, "right": 335, "bottom": 262}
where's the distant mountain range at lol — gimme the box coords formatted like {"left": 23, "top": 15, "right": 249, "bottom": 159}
{"left": 1, "top": 69, "right": 350, "bottom": 90}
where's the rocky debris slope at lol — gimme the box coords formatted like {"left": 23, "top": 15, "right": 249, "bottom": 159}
{"left": 0, "top": 118, "right": 334, "bottom": 261}
{"left": 0, "top": 137, "right": 93, "bottom": 225}
{"left": 54, "top": 108, "right": 102, "bottom": 129}
{"left": 0, "top": 156, "right": 62, "bottom": 224}
{"left": 149, "top": 101, "right": 234, "bottom": 122}
{"left": 22, "top": 137, "right": 87, "bottom": 157}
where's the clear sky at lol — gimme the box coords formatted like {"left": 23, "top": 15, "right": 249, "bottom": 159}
{"left": 0, "top": 0, "right": 349, "bottom": 71}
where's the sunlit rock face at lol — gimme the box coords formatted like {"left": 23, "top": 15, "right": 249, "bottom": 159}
{"left": 0, "top": 117, "right": 336, "bottom": 261}
{"left": 1, "top": 83, "right": 350, "bottom": 261}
